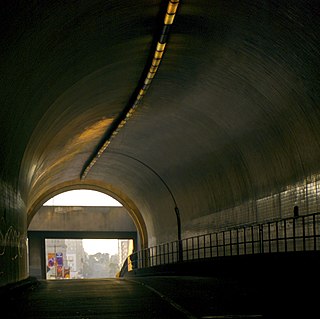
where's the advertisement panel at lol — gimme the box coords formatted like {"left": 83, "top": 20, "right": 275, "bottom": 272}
{"left": 47, "top": 253, "right": 55, "bottom": 268}
{"left": 56, "top": 252, "right": 63, "bottom": 266}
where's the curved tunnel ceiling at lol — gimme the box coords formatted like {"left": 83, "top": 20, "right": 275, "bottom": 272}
{"left": 1, "top": 1, "right": 319, "bottom": 245}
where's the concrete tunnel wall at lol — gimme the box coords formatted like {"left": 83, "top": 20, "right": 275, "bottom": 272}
{"left": 1, "top": 1, "right": 320, "bottom": 287}
{"left": 29, "top": 206, "right": 137, "bottom": 233}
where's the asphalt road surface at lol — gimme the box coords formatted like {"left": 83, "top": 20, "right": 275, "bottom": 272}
{"left": 2, "top": 275, "right": 316, "bottom": 318}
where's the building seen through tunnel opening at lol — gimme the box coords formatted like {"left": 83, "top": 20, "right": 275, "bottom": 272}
{"left": 1, "top": 1, "right": 320, "bottom": 317}
{"left": 45, "top": 238, "right": 133, "bottom": 279}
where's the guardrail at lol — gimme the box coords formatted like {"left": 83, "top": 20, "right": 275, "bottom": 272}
{"left": 126, "top": 212, "right": 320, "bottom": 271}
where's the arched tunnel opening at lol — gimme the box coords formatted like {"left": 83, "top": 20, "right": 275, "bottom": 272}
{"left": 27, "top": 189, "right": 140, "bottom": 280}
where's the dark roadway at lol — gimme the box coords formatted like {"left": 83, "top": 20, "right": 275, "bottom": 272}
{"left": 4, "top": 278, "right": 185, "bottom": 319}
{"left": 3, "top": 276, "right": 263, "bottom": 319}
{"left": 2, "top": 274, "right": 317, "bottom": 319}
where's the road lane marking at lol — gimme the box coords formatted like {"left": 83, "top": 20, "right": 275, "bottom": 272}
{"left": 202, "top": 315, "right": 263, "bottom": 318}
{"left": 125, "top": 279, "right": 198, "bottom": 319}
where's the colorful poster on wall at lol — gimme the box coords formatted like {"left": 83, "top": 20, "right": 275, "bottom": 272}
{"left": 57, "top": 265, "right": 63, "bottom": 278}
{"left": 64, "top": 267, "right": 70, "bottom": 279}
{"left": 56, "top": 252, "right": 63, "bottom": 266}
{"left": 48, "top": 253, "right": 55, "bottom": 268}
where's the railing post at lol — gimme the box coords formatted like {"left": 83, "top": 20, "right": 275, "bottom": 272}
{"left": 171, "top": 241, "right": 174, "bottom": 263}
{"left": 146, "top": 248, "right": 150, "bottom": 268}
{"left": 259, "top": 224, "right": 264, "bottom": 253}
{"left": 268, "top": 223, "right": 271, "bottom": 253}
{"left": 197, "top": 236, "right": 200, "bottom": 259}
{"left": 293, "top": 217, "right": 296, "bottom": 252}
{"left": 222, "top": 231, "right": 226, "bottom": 256}
{"left": 185, "top": 238, "right": 189, "bottom": 261}
{"left": 236, "top": 228, "right": 239, "bottom": 255}
{"left": 243, "top": 227, "right": 247, "bottom": 255}
{"left": 175, "top": 207, "right": 183, "bottom": 263}
{"left": 313, "top": 214, "right": 317, "bottom": 250}
{"left": 284, "top": 220, "right": 287, "bottom": 252}
{"left": 251, "top": 226, "right": 255, "bottom": 254}
{"left": 302, "top": 216, "right": 306, "bottom": 251}
{"left": 153, "top": 247, "right": 156, "bottom": 266}
{"left": 276, "top": 221, "right": 279, "bottom": 253}
{"left": 216, "top": 233, "right": 219, "bottom": 257}
{"left": 192, "top": 237, "right": 195, "bottom": 260}
{"left": 178, "top": 238, "right": 183, "bottom": 262}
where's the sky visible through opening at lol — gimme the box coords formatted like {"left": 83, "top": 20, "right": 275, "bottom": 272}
{"left": 82, "top": 239, "right": 119, "bottom": 255}
{"left": 43, "top": 190, "right": 123, "bottom": 256}
{"left": 43, "top": 189, "right": 122, "bottom": 206}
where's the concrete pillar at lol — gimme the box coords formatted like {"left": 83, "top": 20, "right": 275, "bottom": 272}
{"left": 28, "top": 234, "right": 44, "bottom": 279}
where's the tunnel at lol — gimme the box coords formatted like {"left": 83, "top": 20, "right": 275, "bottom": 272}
{"left": 1, "top": 1, "right": 320, "bottom": 317}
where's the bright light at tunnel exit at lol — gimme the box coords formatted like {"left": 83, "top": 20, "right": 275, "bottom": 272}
{"left": 43, "top": 190, "right": 122, "bottom": 207}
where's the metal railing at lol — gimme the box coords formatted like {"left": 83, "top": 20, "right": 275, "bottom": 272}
{"left": 127, "top": 212, "right": 320, "bottom": 271}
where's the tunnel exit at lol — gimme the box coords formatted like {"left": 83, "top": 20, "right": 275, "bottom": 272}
{"left": 45, "top": 238, "right": 133, "bottom": 279}
{"left": 28, "top": 190, "right": 138, "bottom": 279}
